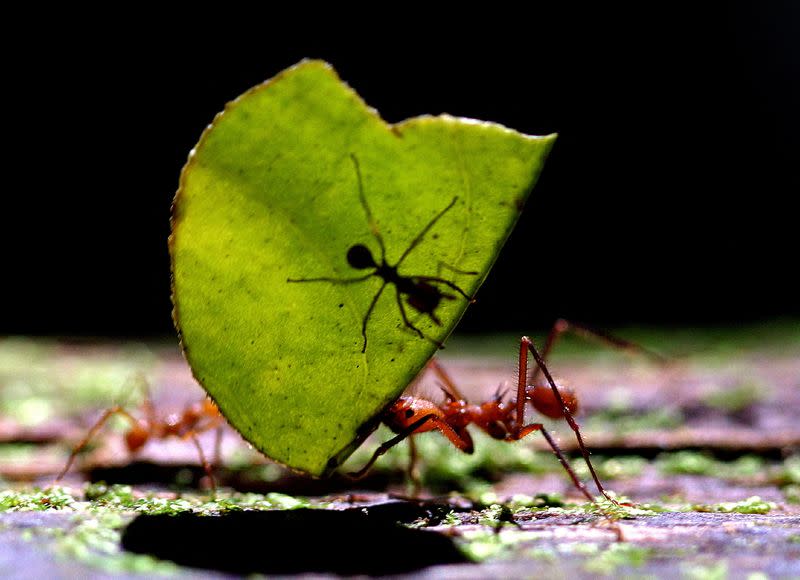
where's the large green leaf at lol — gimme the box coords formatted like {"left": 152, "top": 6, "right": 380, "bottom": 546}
{"left": 170, "top": 60, "right": 555, "bottom": 476}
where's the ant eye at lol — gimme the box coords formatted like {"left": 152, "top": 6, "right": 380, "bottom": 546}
{"left": 346, "top": 245, "right": 376, "bottom": 269}
{"left": 405, "top": 409, "right": 414, "bottom": 419}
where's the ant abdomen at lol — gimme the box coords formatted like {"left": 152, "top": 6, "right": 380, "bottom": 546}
{"left": 529, "top": 384, "right": 579, "bottom": 419}
{"left": 125, "top": 425, "right": 149, "bottom": 452}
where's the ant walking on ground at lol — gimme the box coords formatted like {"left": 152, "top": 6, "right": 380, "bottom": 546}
{"left": 55, "top": 376, "right": 225, "bottom": 491}
{"left": 349, "top": 320, "right": 665, "bottom": 503}
{"left": 288, "top": 154, "right": 477, "bottom": 353}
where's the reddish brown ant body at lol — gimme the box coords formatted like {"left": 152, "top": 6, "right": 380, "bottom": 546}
{"left": 56, "top": 381, "right": 225, "bottom": 490}
{"left": 351, "top": 320, "right": 663, "bottom": 503}
{"left": 287, "top": 154, "right": 476, "bottom": 352}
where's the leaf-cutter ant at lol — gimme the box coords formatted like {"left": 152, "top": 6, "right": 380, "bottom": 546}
{"left": 287, "top": 154, "right": 476, "bottom": 352}
{"left": 349, "top": 320, "right": 665, "bottom": 503}
{"left": 56, "top": 377, "right": 225, "bottom": 491}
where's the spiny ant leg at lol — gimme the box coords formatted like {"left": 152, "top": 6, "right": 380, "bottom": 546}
{"left": 56, "top": 406, "right": 141, "bottom": 482}
{"left": 521, "top": 336, "right": 618, "bottom": 504}
{"left": 361, "top": 282, "right": 387, "bottom": 353}
{"left": 350, "top": 153, "right": 387, "bottom": 263}
{"left": 396, "top": 197, "right": 459, "bottom": 266}
{"left": 508, "top": 422, "right": 595, "bottom": 503}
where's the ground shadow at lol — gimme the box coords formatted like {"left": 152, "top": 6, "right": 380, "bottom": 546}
{"left": 121, "top": 502, "right": 469, "bottom": 575}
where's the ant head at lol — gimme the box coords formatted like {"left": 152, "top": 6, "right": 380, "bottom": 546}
{"left": 529, "top": 384, "right": 579, "bottom": 419}
{"left": 347, "top": 244, "right": 376, "bottom": 269}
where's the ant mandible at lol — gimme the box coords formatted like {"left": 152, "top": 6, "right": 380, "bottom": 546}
{"left": 349, "top": 321, "right": 664, "bottom": 503}
{"left": 56, "top": 378, "right": 225, "bottom": 491}
{"left": 288, "top": 154, "right": 477, "bottom": 353}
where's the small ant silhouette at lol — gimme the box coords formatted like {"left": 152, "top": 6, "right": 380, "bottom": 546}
{"left": 288, "top": 154, "right": 476, "bottom": 352}
{"left": 349, "top": 321, "right": 665, "bottom": 503}
{"left": 56, "top": 378, "right": 225, "bottom": 491}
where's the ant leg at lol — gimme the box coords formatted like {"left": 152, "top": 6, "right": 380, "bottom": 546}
{"left": 212, "top": 425, "right": 224, "bottom": 468}
{"left": 519, "top": 336, "right": 618, "bottom": 504}
{"left": 511, "top": 422, "right": 596, "bottom": 503}
{"left": 414, "top": 276, "right": 476, "bottom": 303}
{"left": 395, "top": 289, "right": 425, "bottom": 339}
{"left": 428, "top": 359, "right": 468, "bottom": 402}
{"left": 530, "top": 319, "right": 667, "bottom": 384}
{"left": 360, "top": 282, "right": 387, "bottom": 353}
{"left": 348, "top": 413, "right": 472, "bottom": 479}
{"left": 56, "top": 406, "right": 141, "bottom": 482}
{"left": 407, "top": 436, "right": 422, "bottom": 496}
{"left": 395, "top": 289, "right": 444, "bottom": 348}
{"left": 396, "top": 197, "right": 459, "bottom": 266}
{"left": 187, "top": 432, "right": 217, "bottom": 493}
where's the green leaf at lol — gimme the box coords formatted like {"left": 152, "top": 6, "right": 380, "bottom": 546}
{"left": 170, "top": 60, "right": 555, "bottom": 476}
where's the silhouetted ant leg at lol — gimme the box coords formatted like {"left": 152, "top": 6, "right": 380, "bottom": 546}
{"left": 360, "top": 282, "right": 387, "bottom": 353}
{"left": 519, "top": 336, "right": 618, "bottom": 504}
{"left": 395, "top": 288, "right": 426, "bottom": 340}
{"left": 395, "top": 289, "right": 446, "bottom": 349}
{"left": 413, "top": 276, "right": 476, "bottom": 302}
{"left": 530, "top": 319, "right": 667, "bottom": 384}
{"left": 348, "top": 413, "right": 472, "bottom": 479}
{"left": 510, "top": 422, "right": 596, "bottom": 503}
{"left": 56, "top": 406, "right": 141, "bottom": 482}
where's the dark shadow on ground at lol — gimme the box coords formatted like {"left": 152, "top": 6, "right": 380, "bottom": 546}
{"left": 121, "top": 502, "right": 470, "bottom": 575}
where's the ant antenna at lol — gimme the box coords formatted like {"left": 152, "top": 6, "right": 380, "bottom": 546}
{"left": 350, "top": 154, "right": 386, "bottom": 263}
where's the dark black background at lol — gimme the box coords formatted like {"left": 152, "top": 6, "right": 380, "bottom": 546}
{"left": 4, "top": 3, "right": 798, "bottom": 337}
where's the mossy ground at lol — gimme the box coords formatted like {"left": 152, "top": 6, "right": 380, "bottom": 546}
{"left": 0, "top": 323, "right": 798, "bottom": 577}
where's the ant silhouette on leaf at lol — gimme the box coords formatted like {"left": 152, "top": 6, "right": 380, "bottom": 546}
{"left": 348, "top": 320, "right": 666, "bottom": 504}
{"left": 288, "top": 154, "right": 476, "bottom": 352}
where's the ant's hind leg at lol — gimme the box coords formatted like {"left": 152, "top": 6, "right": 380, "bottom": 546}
{"left": 530, "top": 319, "right": 667, "bottom": 384}
{"left": 414, "top": 276, "right": 475, "bottom": 303}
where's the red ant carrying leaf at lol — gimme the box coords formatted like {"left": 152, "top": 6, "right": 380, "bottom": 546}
{"left": 55, "top": 375, "right": 225, "bottom": 490}
{"left": 348, "top": 320, "right": 665, "bottom": 503}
